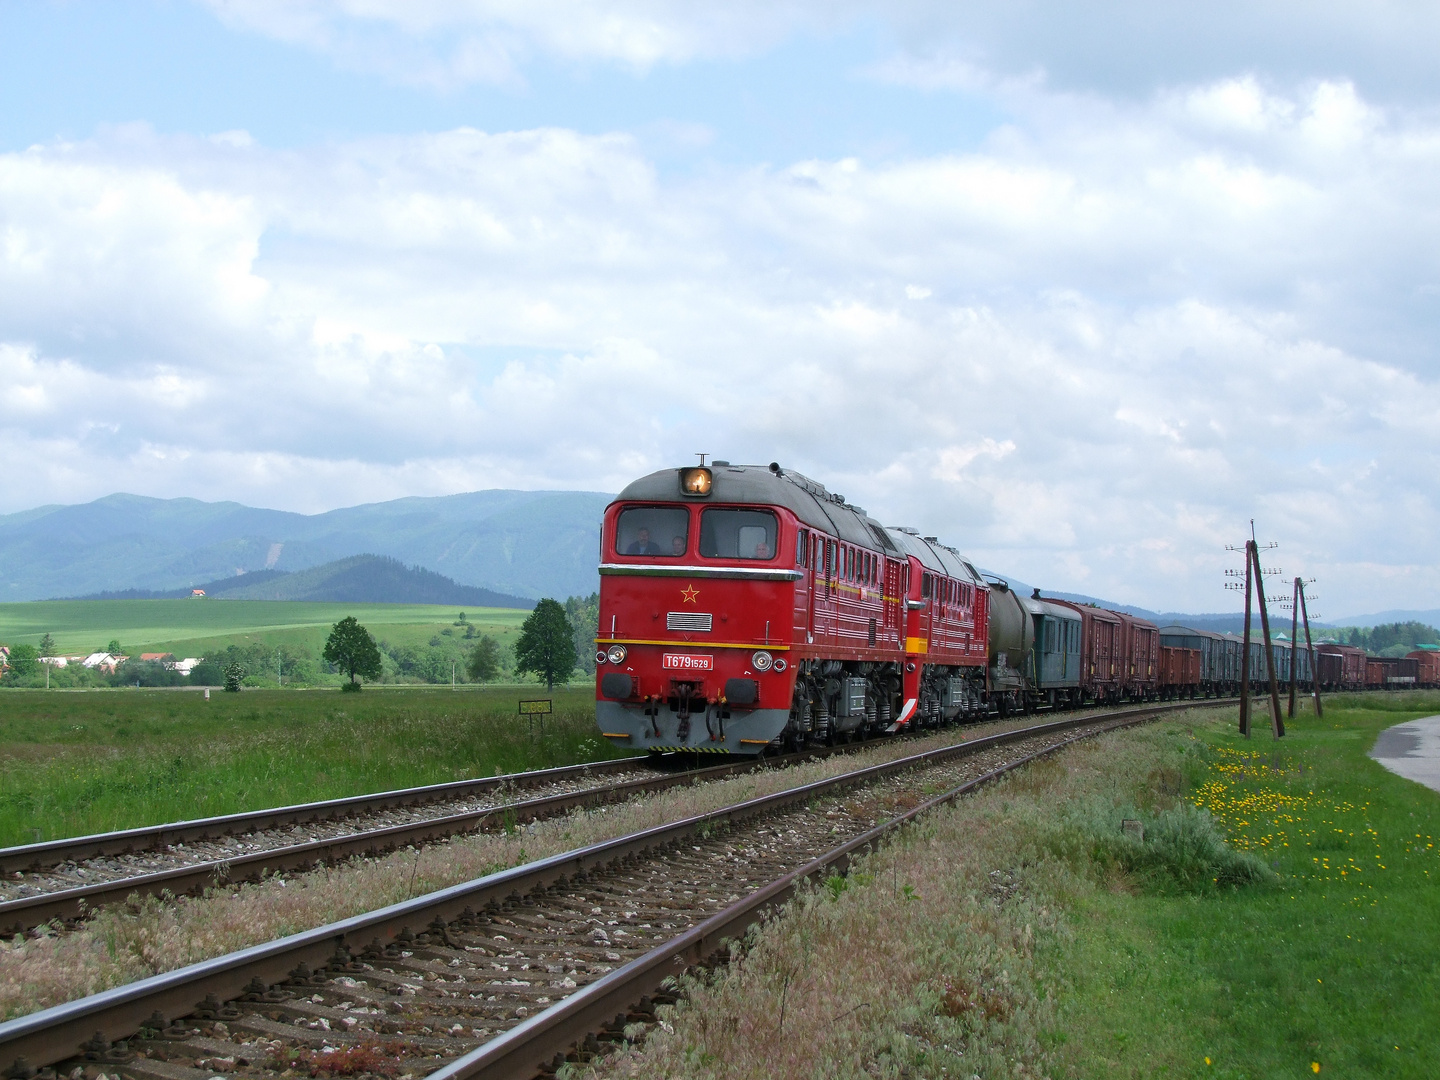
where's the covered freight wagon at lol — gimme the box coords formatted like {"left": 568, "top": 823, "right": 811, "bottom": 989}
{"left": 1316, "top": 643, "right": 1366, "bottom": 690}
{"left": 1407, "top": 648, "right": 1440, "bottom": 687}
{"left": 1158, "top": 645, "right": 1201, "bottom": 698}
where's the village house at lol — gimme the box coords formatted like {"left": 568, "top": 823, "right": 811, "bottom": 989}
{"left": 82, "top": 652, "right": 128, "bottom": 674}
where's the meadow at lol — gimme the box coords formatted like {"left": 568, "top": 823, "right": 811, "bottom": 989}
{"left": 0, "top": 685, "right": 624, "bottom": 848}
{"left": 592, "top": 693, "right": 1440, "bottom": 1080}
{"left": 0, "top": 598, "right": 530, "bottom": 658}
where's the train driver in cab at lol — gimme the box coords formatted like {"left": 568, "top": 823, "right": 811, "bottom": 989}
{"left": 670, "top": 535, "right": 687, "bottom": 556}
{"left": 626, "top": 527, "right": 662, "bottom": 555}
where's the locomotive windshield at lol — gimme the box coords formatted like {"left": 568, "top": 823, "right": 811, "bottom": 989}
{"left": 615, "top": 506, "right": 690, "bottom": 557}
{"left": 699, "top": 508, "right": 778, "bottom": 560}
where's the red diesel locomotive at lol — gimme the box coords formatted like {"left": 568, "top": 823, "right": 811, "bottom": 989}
{"left": 594, "top": 462, "right": 990, "bottom": 753}
{"left": 594, "top": 461, "right": 1165, "bottom": 755}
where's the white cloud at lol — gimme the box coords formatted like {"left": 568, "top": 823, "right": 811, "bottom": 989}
{"left": 2, "top": 76, "right": 1439, "bottom": 616}
{"left": 200, "top": 0, "right": 849, "bottom": 87}
{"left": 198, "top": 0, "right": 1440, "bottom": 99}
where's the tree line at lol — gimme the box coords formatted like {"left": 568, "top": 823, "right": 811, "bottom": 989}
{"left": 323, "top": 598, "right": 586, "bottom": 691}
{"left": 1, "top": 592, "right": 601, "bottom": 689}
{"left": 1337, "top": 621, "right": 1440, "bottom": 657}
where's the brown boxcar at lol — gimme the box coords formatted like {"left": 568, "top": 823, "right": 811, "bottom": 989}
{"left": 1115, "top": 611, "right": 1160, "bottom": 700}
{"left": 1316, "top": 644, "right": 1366, "bottom": 690}
{"left": 1391, "top": 656, "right": 1418, "bottom": 689}
{"left": 1364, "top": 657, "right": 1401, "bottom": 689}
{"left": 1407, "top": 649, "right": 1440, "bottom": 687}
{"left": 1046, "top": 599, "right": 1124, "bottom": 702}
{"left": 1158, "top": 645, "right": 1201, "bottom": 698}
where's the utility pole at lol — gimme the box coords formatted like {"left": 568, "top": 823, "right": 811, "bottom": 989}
{"left": 1288, "top": 577, "right": 1299, "bottom": 719}
{"left": 1300, "top": 580, "right": 1323, "bottom": 718}
{"left": 1225, "top": 539, "right": 1254, "bottom": 736}
{"left": 1250, "top": 525, "right": 1285, "bottom": 739}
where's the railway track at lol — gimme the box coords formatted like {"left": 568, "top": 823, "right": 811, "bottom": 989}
{"left": 0, "top": 701, "right": 1209, "bottom": 934}
{"left": 0, "top": 699, "right": 1228, "bottom": 1080}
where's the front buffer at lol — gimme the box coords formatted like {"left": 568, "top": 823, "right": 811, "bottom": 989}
{"left": 595, "top": 643, "right": 794, "bottom": 754}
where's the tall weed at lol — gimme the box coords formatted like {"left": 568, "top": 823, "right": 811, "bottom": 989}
{"left": 1039, "top": 798, "right": 1274, "bottom": 892}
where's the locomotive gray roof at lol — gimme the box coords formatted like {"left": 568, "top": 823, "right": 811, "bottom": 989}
{"left": 886, "top": 530, "right": 983, "bottom": 582}
{"left": 612, "top": 465, "right": 897, "bottom": 552}
{"left": 611, "top": 463, "right": 983, "bottom": 577}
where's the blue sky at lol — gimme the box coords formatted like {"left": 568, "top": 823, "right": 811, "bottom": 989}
{"left": 2, "top": 0, "right": 1439, "bottom": 616}
{"left": 1, "top": 3, "right": 1002, "bottom": 167}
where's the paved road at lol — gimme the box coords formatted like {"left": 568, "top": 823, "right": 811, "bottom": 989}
{"left": 1369, "top": 715, "right": 1440, "bottom": 793}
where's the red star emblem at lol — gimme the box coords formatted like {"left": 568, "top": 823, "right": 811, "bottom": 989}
{"left": 681, "top": 584, "right": 699, "bottom": 604}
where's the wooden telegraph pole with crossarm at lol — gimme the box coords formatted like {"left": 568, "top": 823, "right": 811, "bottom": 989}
{"left": 1226, "top": 523, "right": 1284, "bottom": 739}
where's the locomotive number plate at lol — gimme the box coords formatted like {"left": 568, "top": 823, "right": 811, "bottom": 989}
{"left": 662, "top": 653, "right": 714, "bottom": 671}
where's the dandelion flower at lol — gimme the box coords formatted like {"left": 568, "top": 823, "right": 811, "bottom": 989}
{"left": 1312, "top": 1063, "right": 1321, "bottom": 1073}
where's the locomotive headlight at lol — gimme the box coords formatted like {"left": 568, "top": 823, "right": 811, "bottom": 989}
{"left": 751, "top": 650, "right": 773, "bottom": 672}
{"left": 607, "top": 644, "right": 628, "bottom": 665}
{"left": 679, "top": 467, "right": 713, "bottom": 496}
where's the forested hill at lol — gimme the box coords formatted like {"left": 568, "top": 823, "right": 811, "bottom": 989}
{"left": 0, "top": 489, "right": 611, "bottom": 601}
{"left": 81, "top": 555, "right": 536, "bottom": 609}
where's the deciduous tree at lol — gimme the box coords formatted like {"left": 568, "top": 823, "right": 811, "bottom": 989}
{"left": 324, "top": 616, "right": 383, "bottom": 690}
{"left": 467, "top": 635, "right": 503, "bottom": 682}
{"left": 514, "top": 599, "right": 576, "bottom": 690}
{"left": 223, "top": 660, "right": 245, "bottom": 693}
{"left": 4, "top": 644, "right": 38, "bottom": 681}
{"left": 565, "top": 592, "right": 600, "bottom": 675}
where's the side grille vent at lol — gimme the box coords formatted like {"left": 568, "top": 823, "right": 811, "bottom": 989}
{"left": 666, "top": 612, "right": 713, "bottom": 632}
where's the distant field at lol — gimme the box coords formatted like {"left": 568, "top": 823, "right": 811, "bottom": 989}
{"left": 0, "top": 685, "right": 624, "bottom": 847}
{"left": 0, "top": 598, "right": 529, "bottom": 657}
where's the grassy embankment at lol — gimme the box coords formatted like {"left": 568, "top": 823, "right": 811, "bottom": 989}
{"left": 0, "top": 597, "right": 530, "bottom": 660}
{"left": 593, "top": 694, "right": 1440, "bottom": 1080}
{"left": 0, "top": 686, "right": 623, "bottom": 848}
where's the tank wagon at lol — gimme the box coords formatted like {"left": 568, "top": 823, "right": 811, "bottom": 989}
{"left": 595, "top": 462, "right": 1196, "bottom": 755}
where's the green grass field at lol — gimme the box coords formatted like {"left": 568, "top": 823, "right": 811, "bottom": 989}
{"left": 1048, "top": 693, "right": 1440, "bottom": 1077}
{"left": 0, "top": 685, "right": 625, "bottom": 848}
{"left": 0, "top": 598, "right": 530, "bottom": 658}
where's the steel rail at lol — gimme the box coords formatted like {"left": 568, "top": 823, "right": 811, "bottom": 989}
{"left": 0, "top": 695, "right": 1228, "bottom": 876}
{"left": 0, "top": 700, "right": 1220, "bottom": 932}
{"left": 0, "top": 758, "right": 652, "bottom": 876}
{"left": 435, "top": 711, "right": 1164, "bottom": 1080}
{"left": 0, "top": 698, "right": 1227, "bottom": 1074}
{"left": 0, "top": 751, "right": 822, "bottom": 932}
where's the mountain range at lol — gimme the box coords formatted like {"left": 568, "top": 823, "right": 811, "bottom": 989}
{"left": 0, "top": 491, "right": 1406, "bottom": 627}
{"left": 0, "top": 490, "right": 611, "bottom": 602}
{"left": 81, "top": 554, "right": 535, "bottom": 608}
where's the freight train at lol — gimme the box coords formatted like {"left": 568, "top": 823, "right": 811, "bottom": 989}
{"left": 592, "top": 462, "right": 1430, "bottom": 755}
